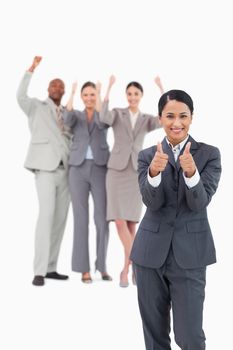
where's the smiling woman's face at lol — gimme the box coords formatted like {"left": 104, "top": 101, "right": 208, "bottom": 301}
{"left": 159, "top": 99, "right": 193, "bottom": 146}
{"left": 81, "top": 86, "right": 97, "bottom": 110}
{"left": 126, "top": 86, "right": 143, "bottom": 110}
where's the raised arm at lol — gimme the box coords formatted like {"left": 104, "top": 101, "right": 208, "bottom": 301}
{"left": 154, "top": 76, "right": 164, "bottom": 95}
{"left": 66, "top": 81, "right": 77, "bottom": 111}
{"left": 17, "top": 56, "right": 42, "bottom": 116}
{"left": 63, "top": 82, "right": 78, "bottom": 128}
{"left": 99, "top": 75, "right": 117, "bottom": 125}
{"left": 27, "top": 56, "right": 42, "bottom": 73}
{"left": 103, "top": 75, "right": 116, "bottom": 102}
{"left": 146, "top": 76, "right": 164, "bottom": 131}
{"left": 95, "top": 81, "right": 102, "bottom": 112}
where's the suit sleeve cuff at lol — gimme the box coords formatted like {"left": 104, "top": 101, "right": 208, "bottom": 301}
{"left": 147, "top": 168, "right": 161, "bottom": 187}
{"left": 183, "top": 169, "right": 200, "bottom": 188}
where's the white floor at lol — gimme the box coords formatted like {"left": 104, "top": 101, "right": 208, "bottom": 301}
{"left": 1, "top": 197, "right": 231, "bottom": 350}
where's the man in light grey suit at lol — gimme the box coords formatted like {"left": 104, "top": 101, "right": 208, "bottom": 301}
{"left": 17, "top": 56, "right": 70, "bottom": 286}
{"left": 130, "top": 90, "right": 221, "bottom": 349}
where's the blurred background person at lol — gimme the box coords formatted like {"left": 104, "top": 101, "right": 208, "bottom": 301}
{"left": 99, "top": 75, "right": 164, "bottom": 287}
{"left": 17, "top": 56, "right": 70, "bottom": 286}
{"left": 63, "top": 81, "right": 112, "bottom": 283}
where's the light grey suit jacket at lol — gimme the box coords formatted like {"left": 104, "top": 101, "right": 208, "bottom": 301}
{"left": 63, "top": 109, "right": 109, "bottom": 166}
{"left": 99, "top": 101, "right": 161, "bottom": 171}
{"left": 17, "top": 72, "right": 70, "bottom": 171}
{"left": 130, "top": 136, "right": 222, "bottom": 269}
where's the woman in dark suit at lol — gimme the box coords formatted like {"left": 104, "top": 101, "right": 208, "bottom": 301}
{"left": 99, "top": 76, "right": 163, "bottom": 287}
{"left": 130, "top": 90, "right": 222, "bottom": 349}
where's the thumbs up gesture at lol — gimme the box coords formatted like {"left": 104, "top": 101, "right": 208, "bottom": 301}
{"left": 179, "top": 142, "right": 196, "bottom": 178}
{"left": 149, "top": 142, "right": 169, "bottom": 177}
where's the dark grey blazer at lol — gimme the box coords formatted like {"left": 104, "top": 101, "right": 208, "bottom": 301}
{"left": 130, "top": 136, "right": 222, "bottom": 269}
{"left": 63, "top": 109, "right": 109, "bottom": 166}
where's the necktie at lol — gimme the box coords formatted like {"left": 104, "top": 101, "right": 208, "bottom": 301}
{"left": 56, "top": 106, "right": 65, "bottom": 132}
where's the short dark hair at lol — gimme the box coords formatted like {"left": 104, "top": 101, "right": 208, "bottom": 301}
{"left": 158, "top": 89, "right": 194, "bottom": 116}
{"left": 48, "top": 78, "right": 65, "bottom": 88}
{"left": 81, "top": 81, "right": 96, "bottom": 92}
{"left": 126, "top": 81, "right": 143, "bottom": 94}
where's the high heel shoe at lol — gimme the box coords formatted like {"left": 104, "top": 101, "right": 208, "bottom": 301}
{"left": 119, "top": 271, "right": 129, "bottom": 288}
{"left": 81, "top": 272, "right": 92, "bottom": 284}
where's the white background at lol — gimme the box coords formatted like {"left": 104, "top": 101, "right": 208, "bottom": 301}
{"left": 0, "top": 0, "right": 232, "bottom": 349}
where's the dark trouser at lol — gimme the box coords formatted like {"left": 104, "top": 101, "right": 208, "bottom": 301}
{"left": 134, "top": 247, "right": 206, "bottom": 350}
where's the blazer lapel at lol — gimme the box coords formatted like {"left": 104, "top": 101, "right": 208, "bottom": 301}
{"left": 162, "top": 139, "right": 176, "bottom": 170}
{"left": 44, "top": 99, "right": 65, "bottom": 138}
{"left": 91, "top": 111, "right": 101, "bottom": 133}
{"left": 134, "top": 112, "right": 144, "bottom": 136}
{"left": 88, "top": 118, "right": 95, "bottom": 134}
{"left": 122, "top": 109, "right": 133, "bottom": 140}
{"left": 81, "top": 110, "right": 91, "bottom": 136}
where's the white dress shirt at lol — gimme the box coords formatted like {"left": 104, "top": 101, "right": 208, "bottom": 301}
{"left": 129, "top": 110, "right": 139, "bottom": 129}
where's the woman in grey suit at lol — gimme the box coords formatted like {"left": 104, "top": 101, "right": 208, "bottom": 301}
{"left": 130, "top": 90, "right": 221, "bottom": 349}
{"left": 63, "top": 82, "right": 112, "bottom": 283}
{"left": 99, "top": 76, "right": 163, "bottom": 287}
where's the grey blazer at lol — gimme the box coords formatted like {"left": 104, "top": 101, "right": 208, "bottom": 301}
{"left": 99, "top": 101, "right": 161, "bottom": 171}
{"left": 130, "top": 136, "right": 222, "bottom": 269}
{"left": 17, "top": 72, "right": 70, "bottom": 171}
{"left": 63, "top": 109, "right": 109, "bottom": 166}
